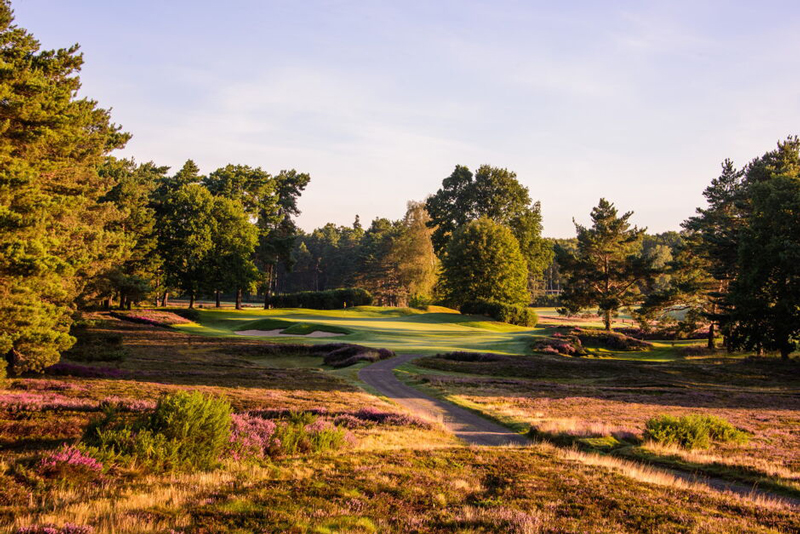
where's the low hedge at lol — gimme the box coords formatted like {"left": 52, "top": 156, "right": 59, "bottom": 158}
{"left": 266, "top": 288, "right": 373, "bottom": 310}
{"left": 460, "top": 299, "right": 538, "bottom": 327}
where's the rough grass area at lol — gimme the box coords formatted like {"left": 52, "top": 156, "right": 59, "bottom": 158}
{"left": 412, "top": 353, "right": 800, "bottom": 496}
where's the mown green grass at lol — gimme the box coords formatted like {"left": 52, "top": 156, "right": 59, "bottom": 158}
{"left": 173, "top": 307, "right": 541, "bottom": 356}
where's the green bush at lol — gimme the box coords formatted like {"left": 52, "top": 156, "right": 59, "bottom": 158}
{"left": 272, "top": 412, "right": 351, "bottom": 455}
{"left": 460, "top": 299, "right": 538, "bottom": 327}
{"left": 63, "top": 329, "right": 127, "bottom": 362}
{"left": 84, "top": 391, "right": 232, "bottom": 472}
{"left": 267, "top": 288, "right": 373, "bottom": 310}
{"left": 644, "top": 414, "right": 749, "bottom": 449}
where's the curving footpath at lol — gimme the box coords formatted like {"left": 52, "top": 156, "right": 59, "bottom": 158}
{"left": 358, "top": 353, "right": 528, "bottom": 446}
{"left": 358, "top": 353, "right": 800, "bottom": 508}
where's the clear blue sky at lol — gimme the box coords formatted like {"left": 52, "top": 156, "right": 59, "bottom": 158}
{"left": 13, "top": 0, "right": 800, "bottom": 237}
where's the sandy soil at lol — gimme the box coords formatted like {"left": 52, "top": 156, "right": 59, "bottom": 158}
{"left": 235, "top": 329, "right": 344, "bottom": 338}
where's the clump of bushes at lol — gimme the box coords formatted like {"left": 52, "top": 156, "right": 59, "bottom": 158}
{"left": 573, "top": 328, "right": 651, "bottom": 351}
{"left": 531, "top": 336, "right": 587, "bottom": 356}
{"left": 530, "top": 328, "right": 650, "bottom": 357}
{"left": 84, "top": 391, "right": 232, "bottom": 472}
{"left": 321, "top": 344, "right": 394, "bottom": 368}
{"left": 267, "top": 288, "right": 373, "bottom": 310}
{"left": 644, "top": 414, "right": 750, "bottom": 449}
{"left": 111, "top": 310, "right": 193, "bottom": 327}
{"left": 460, "top": 299, "right": 538, "bottom": 327}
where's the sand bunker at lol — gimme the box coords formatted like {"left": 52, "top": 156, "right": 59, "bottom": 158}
{"left": 236, "top": 329, "right": 344, "bottom": 338}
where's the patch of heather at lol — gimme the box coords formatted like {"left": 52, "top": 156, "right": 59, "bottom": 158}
{"left": 39, "top": 445, "right": 103, "bottom": 481}
{"left": 249, "top": 407, "right": 432, "bottom": 429}
{"left": 10, "top": 380, "right": 85, "bottom": 392}
{"left": 422, "top": 374, "right": 800, "bottom": 480}
{"left": 110, "top": 310, "right": 192, "bottom": 327}
{"left": 16, "top": 524, "right": 94, "bottom": 534}
{"left": 99, "top": 396, "right": 157, "bottom": 412}
{"left": 44, "top": 363, "right": 126, "bottom": 379}
{"left": 0, "top": 392, "right": 96, "bottom": 413}
{"left": 227, "top": 413, "right": 279, "bottom": 460}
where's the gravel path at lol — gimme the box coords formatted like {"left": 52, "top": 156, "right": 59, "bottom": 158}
{"left": 358, "top": 353, "right": 529, "bottom": 446}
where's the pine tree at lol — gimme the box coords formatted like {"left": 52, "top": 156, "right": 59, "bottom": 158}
{"left": 0, "top": 2, "right": 129, "bottom": 373}
{"left": 558, "top": 199, "right": 656, "bottom": 331}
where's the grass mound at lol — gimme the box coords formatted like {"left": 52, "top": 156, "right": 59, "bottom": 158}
{"left": 236, "top": 318, "right": 350, "bottom": 336}
{"left": 320, "top": 344, "right": 394, "bottom": 368}
{"left": 644, "top": 414, "right": 750, "bottom": 449}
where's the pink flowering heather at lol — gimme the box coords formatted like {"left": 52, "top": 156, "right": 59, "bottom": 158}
{"left": 0, "top": 392, "right": 96, "bottom": 413}
{"left": 39, "top": 445, "right": 103, "bottom": 479}
{"left": 228, "top": 413, "right": 279, "bottom": 460}
{"left": 100, "top": 396, "right": 157, "bottom": 412}
{"left": 16, "top": 524, "right": 94, "bottom": 534}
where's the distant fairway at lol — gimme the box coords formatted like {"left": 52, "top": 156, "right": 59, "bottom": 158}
{"left": 173, "top": 306, "right": 542, "bottom": 355}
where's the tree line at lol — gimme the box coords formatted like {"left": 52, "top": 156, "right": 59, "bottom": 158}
{"left": 1, "top": 0, "right": 798, "bottom": 378}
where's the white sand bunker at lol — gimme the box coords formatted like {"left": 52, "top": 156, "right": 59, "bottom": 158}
{"left": 236, "top": 329, "right": 344, "bottom": 338}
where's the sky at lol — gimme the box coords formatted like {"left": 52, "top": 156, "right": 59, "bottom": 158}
{"left": 12, "top": 0, "right": 800, "bottom": 237}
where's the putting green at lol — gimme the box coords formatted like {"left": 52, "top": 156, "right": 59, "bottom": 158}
{"left": 173, "top": 306, "right": 543, "bottom": 355}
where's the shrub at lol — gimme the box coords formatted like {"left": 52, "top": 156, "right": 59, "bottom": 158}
{"left": 436, "top": 351, "right": 504, "bottom": 363}
{"left": 461, "top": 299, "right": 538, "bottom": 327}
{"left": 84, "top": 391, "right": 232, "bottom": 472}
{"left": 644, "top": 414, "right": 749, "bottom": 449}
{"left": 574, "top": 329, "right": 651, "bottom": 351}
{"left": 39, "top": 445, "right": 103, "bottom": 483}
{"left": 267, "top": 288, "right": 373, "bottom": 310}
{"left": 228, "top": 413, "right": 279, "bottom": 460}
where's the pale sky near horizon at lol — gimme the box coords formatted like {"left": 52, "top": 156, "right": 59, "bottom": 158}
{"left": 13, "top": 0, "right": 800, "bottom": 237}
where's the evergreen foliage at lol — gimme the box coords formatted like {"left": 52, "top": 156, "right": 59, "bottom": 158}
{"left": 0, "top": 3, "right": 130, "bottom": 373}
{"left": 557, "top": 199, "right": 657, "bottom": 331}
{"left": 460, "top": 299, "right": 538, "bottom": 327}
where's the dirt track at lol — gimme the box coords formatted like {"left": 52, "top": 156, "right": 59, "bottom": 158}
{"left": 358, "top": 354, "right": 529, "bottom": 446}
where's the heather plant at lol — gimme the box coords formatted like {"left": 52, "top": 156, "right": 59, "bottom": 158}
{"left": 44, "top": 363, "right": 126, "bottom": 379}
{"left": 16, "top": 525, "right": 94, "bottom": 534}
{"left": 38, "top": 445, "right": 103, "bottom": 484}
{"left": 644, "top": 414, "right": 749, "bottom": 449}
{"left": 227, "top": 413, "right": 279, "bottom": 460}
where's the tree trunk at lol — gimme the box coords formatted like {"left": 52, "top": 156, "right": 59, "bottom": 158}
{"left": 127, "top": 300, "right": 132, "bottom": 310}
{"left": 236, "top": 288, "right": 243, "bottom": 310}
{"left": 781, "top": 346, "right": 791, "bottom": 360}
{"left": 215, "top": 290, "right": 221, "bottom": 308}
{"left": 189, "top": 291, "right": 195, "bottom": 309}
{"left": 162, "top": 292, "right": 169, "bottom": 307}
{"left": 119, "top": 294, "right": 126, "bottom": 310}
{"left": 263, "top": 263, "right": 274, "bottom": 309}
{"left": 707, "top": 322, "right": 716, "bottom": 350}
{"left": 104, "top": 297, "right": 112, "bottom": 310}
{"left": 603, "top": 309, "right": 612, "bottom": 331}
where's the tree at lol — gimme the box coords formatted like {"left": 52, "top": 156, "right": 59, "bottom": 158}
{"left": 726, "top": 145, "right": 800, "bottom": 359}
{"left": 204, "top": 197, "right": 259, "bottom": 309}
{"left": 426, "top": 164, "right": 552, "bottom": 284}
{"left": 557, "top": 199, "right": 656, "bottom": 331}
{"left": 89, "top": 158, "right": 167, "bottom": 309}
{"left": 159, "top": 184, "right": 216, "bottom": 308}
{"left": 356, "top": 218, "right": 403, "bottom": 305}
{"left": 0, "top": 2, "right": 129, "bottom": 373}
{"left": 439, "top": 218, "right": 529, "bottom": 307}
{"left": 391, "top": 201, "right": 438, "bottom": 305}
